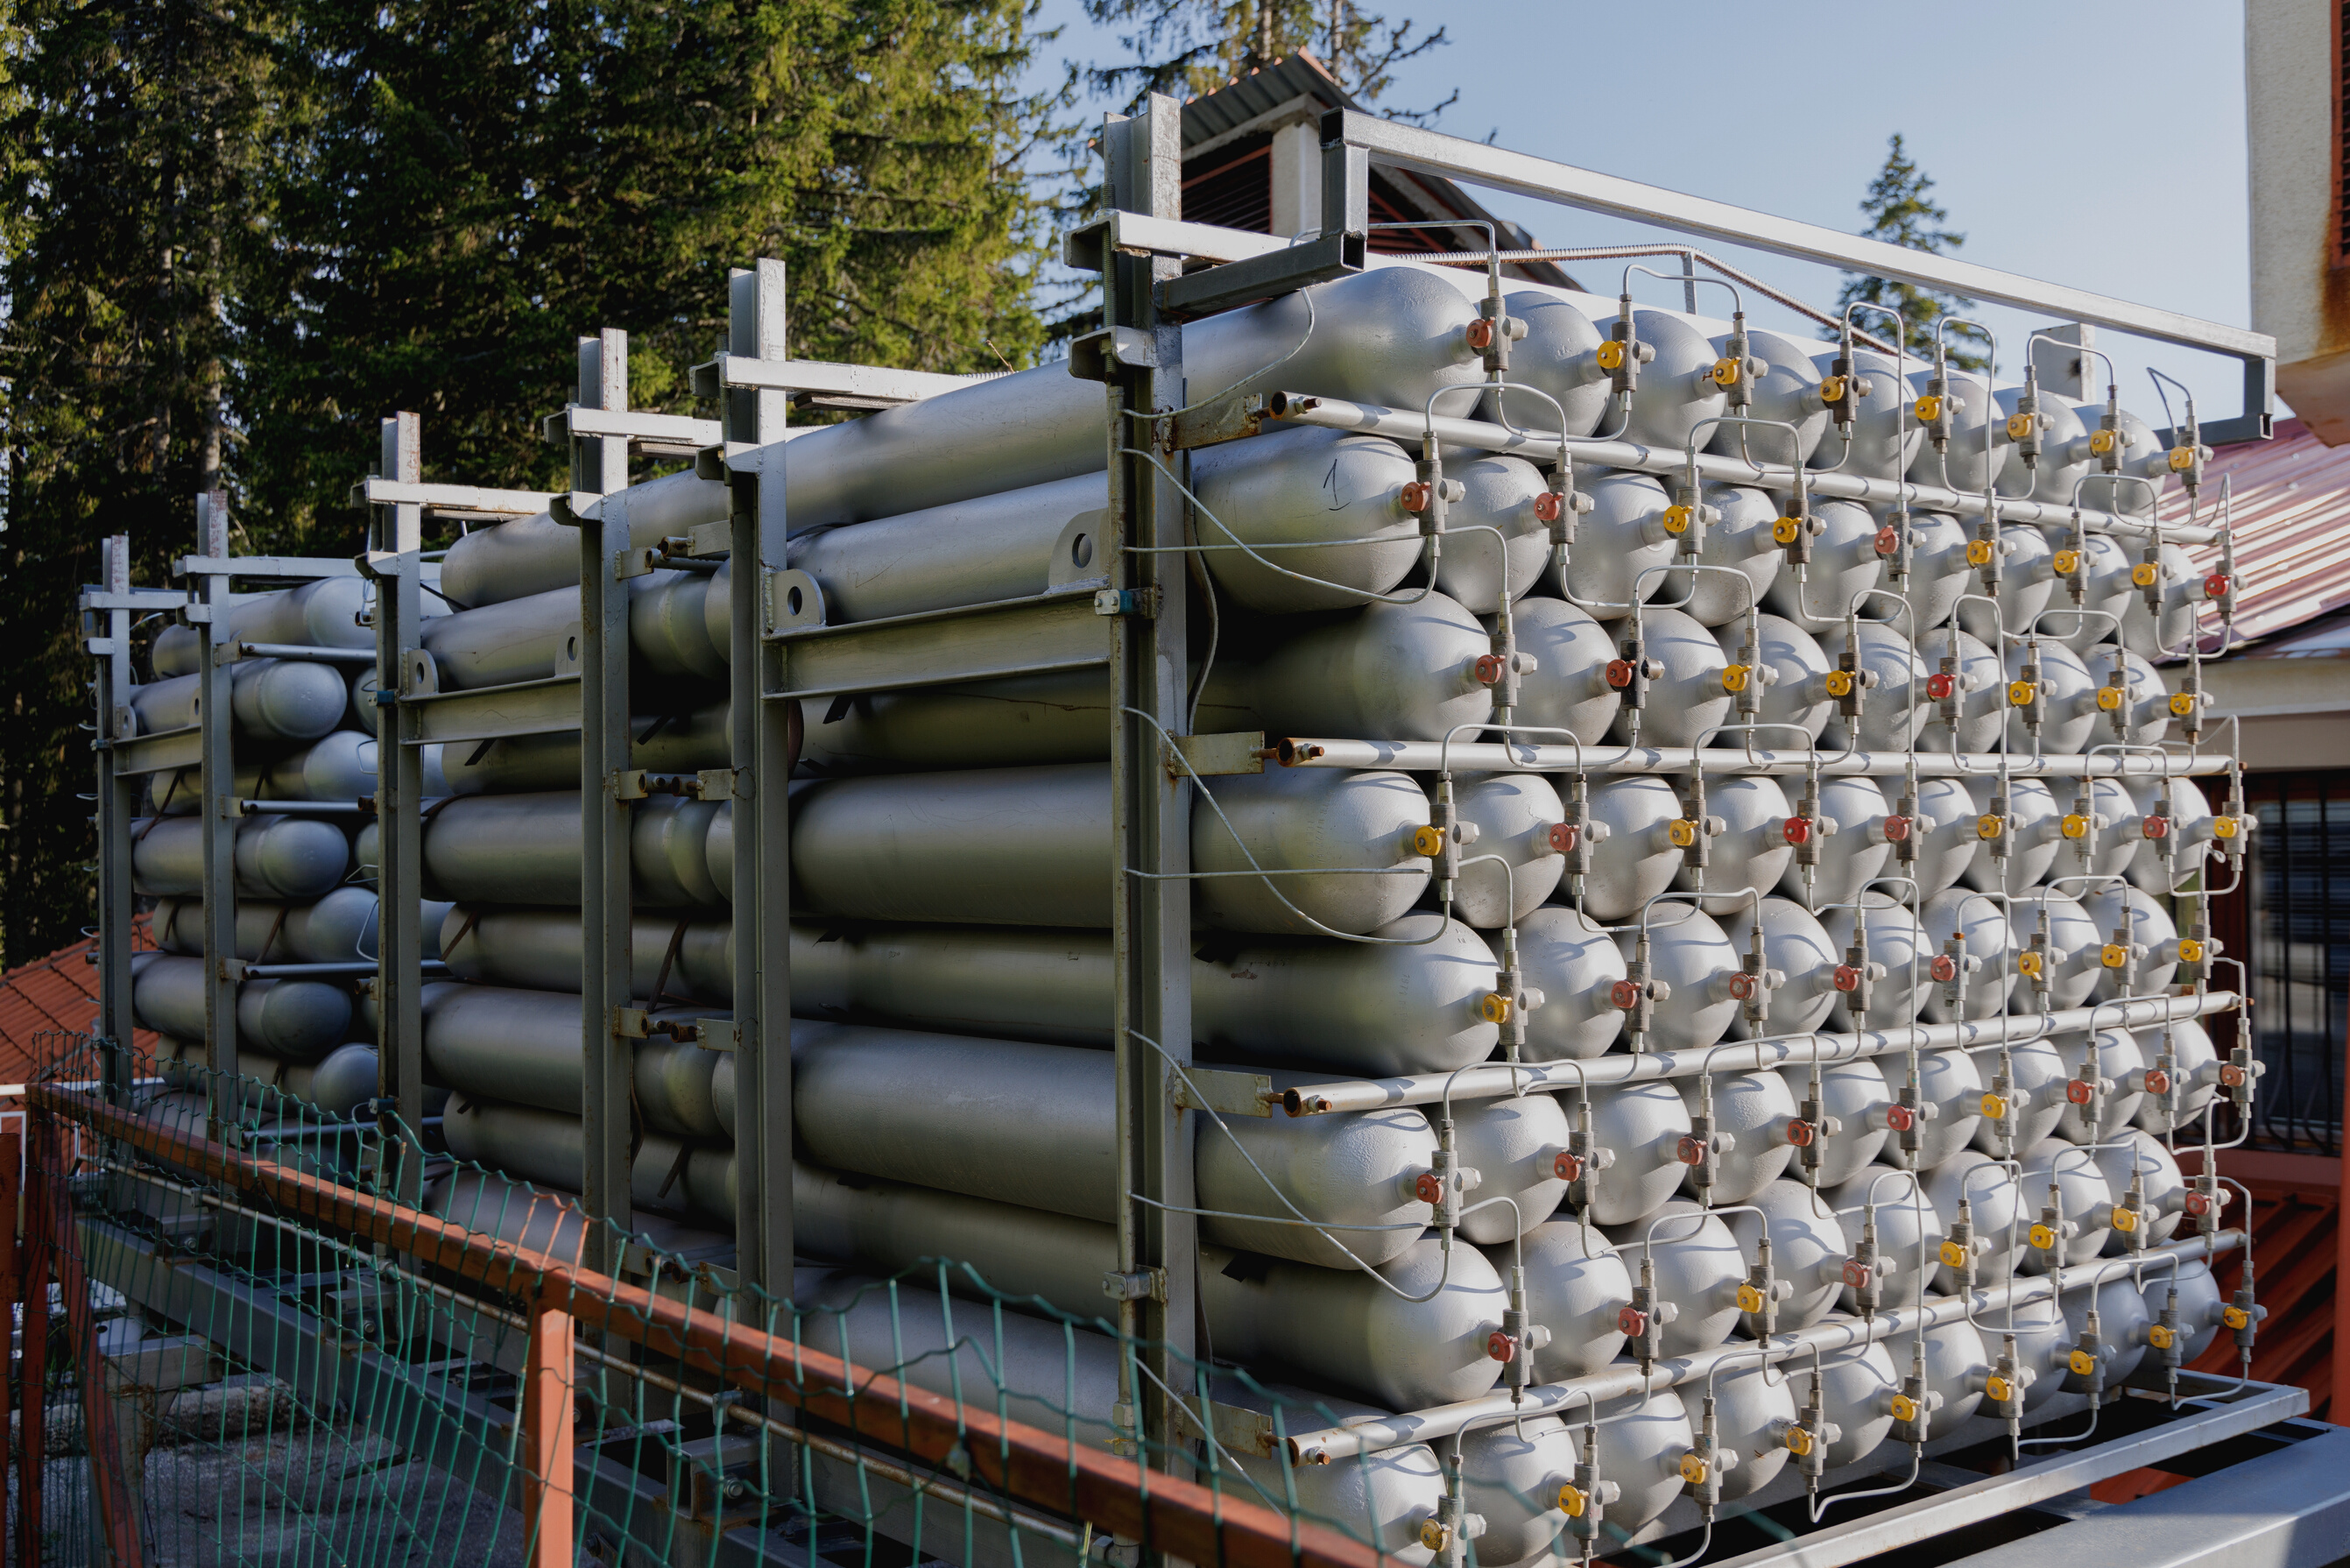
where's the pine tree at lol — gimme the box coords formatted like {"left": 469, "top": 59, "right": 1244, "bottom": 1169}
{"left": 1831, "top": 134, "right": 1987, "bottom": 372}
{"left": 1083, "top": 0, "right": 1452, "bottom": 122}
{"left": 0, "top": 0, "right": 291, "bottom": 967}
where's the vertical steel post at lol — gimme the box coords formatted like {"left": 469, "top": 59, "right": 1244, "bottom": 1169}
{"left": 576, "top": 334, "right": 635, "bottom": 1266}
{"left": 92, "top": 536, "right": 138, "bottom": 1106}
{"left": 14, "top": 1135, "right": 47, "bottom": 1568}
{"left": 521, "top": 1295, "right": 578, "bottom": 1565}
{"left": 724, "top": 262, "right": 794, "bottom": 1298}
{"left": 1102, "top": 98, "right": 1196, "bottom": 1480}
{"left": 371, "top": 413, "right": 428, "bottom": 1204}
{"left": 194, "top": 491, "right": 240, "bottom": 1136}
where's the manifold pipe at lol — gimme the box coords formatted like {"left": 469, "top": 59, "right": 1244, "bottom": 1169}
{"left": 1267, "top": 396, "right": 2217, "bottom": 546}
{"left": 1285, "top": 1227, "right": 2245, "bottom": 1465}
{"left": 1280, "top": 990, "right": 2235, "bottom": 1115}
{"left": 1271, "top": 740, "right": 2231, "bottom": 780}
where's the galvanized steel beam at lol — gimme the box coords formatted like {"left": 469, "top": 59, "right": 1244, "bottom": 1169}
{"left": 370, "top": 413, "right": 431, "bottom": 1204}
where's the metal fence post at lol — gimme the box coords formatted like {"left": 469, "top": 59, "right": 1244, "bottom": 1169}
{"left": 577, "top": 331, "right": 636, "bottom": 1267}
{"left": 1102, "top": 96, "right": 1197, "bottom": 1488}
{"left": 371, "top": 413, "right": 429, "bottom": 1206}
{"left": 194, "top": 491, "right": 241, "bottom": 1138}
{"left": 725, "top": 261, "right": 794, "bottom": 1299}
{"left": 521, "top": 1291, "right": 577, "bottom": 1567}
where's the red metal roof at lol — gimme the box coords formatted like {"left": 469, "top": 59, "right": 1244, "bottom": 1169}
{"left": 0, "top": 920, "right": 156, "bottom": 1085}
{"left": 2182, "top": 418, "right": 2350, "bottom": 653}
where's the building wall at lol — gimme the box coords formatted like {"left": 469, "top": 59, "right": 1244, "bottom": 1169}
{"left": 2250, "top": 0, "right": 2350, "bottom": 441}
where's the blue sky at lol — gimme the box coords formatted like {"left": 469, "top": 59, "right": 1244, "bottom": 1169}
{"left": 1027, "top": 0, "right": 2261, "bottom": 423}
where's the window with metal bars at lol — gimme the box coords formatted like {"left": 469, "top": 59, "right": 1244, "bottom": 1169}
{"left": 2212, "top": 770, "right": 2350, "bottom": 1152}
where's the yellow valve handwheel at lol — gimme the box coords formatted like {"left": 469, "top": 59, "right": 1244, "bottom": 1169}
{"left": 2169, "top": 691, "right": 2195, "bottom": 717}
{"left": 2214, "top": 816, "right": 2241, "bottom": 839}
{"left": 1914, "top": 394, "right": 1944, "bottom": 422}
{"left": 1888, "top": 1395, "right": 1919, "bottom": 1424}
{"left": 1721, "top": 664, "right": 1751, "bottom": 694}
{"left": 1939, "top": 1240, "right": 1967, "bottom": 1268}
{"left": 1662, "top": 505, "right": 1692, "bottom": 534}
{"left": 2007, "top": 411, "right": 2036, "bottom": 440}
{"left": 1596, "top": 341, "right": 1627, "bottom": 372}
{"left": 2030, "top": 1223, "right": 2059, "bottom": 1250}
{"left": 1986, "top": 1374, "right": 2014, "bottom": 1403}
{"left": 2053, "top": 548, "right": 2081, "bottom": 576}
{"left": 2096, "top": 686, "right": 2126, "bottom": 711}
{"left": 2061, "top": 814, "right": 2091, "bottom": 839}
{"left": 1825, "top": 668, "right": 1855, "bottom": 698}
{"left": 2224, "top": 1305, "right": 2251, "bottom": 1330}
{"left": 1418, "top": 1521, "right": 1450, "bottom": 1552}
{"left": 1409, "top": 825, "right": 1446, "bottom": 858}
{"left": 1966, "top": 538, "right": 1994, "bottom": 566}
{"left": 2148, "top": 1324, "right": 2176, "bottom": 1350}
{"left": 1478, "top": 992, "right": 1513, "bottom": 1025}
{"left": 1669, "top": 818, "right": 1700, "bottom": 848}
{"left": 2131, "top": 562, "right": 2161, "bottom": 588}
{"left": 1784, "top": 1427, "right": 1814, "bottom": 1457}
{"left": 1710, "top": 357, "right": 1741, "bottom": 386}
{"left": 2170, "top": 446, "right": 2197, "bottom": 472}
{"left": 2017, "top": 952, "right": 2043, "bottom": 979}
{"left": 2101, "top": 943, "right": 2129, "bottom": 969}
{"left": 1678, "top": 1453, "right": 1710, "bottom": 1485}
{"left": 2008, "top": 679, "right": 2037, "bottom": 706}
{"left": 1556, "top": 1485, "right": 1587, "bottom": 1518}
{"left": 1982, "top": 1091, "right": 2010, "bottom": 1118}
{"left": 2113, "top": 1206, "right": 2138, "bottom": 1233}
{"left": 1736, "top": 1283, "right": 1766, "bottom": 1314}
{"left": 2178, "top": 937, "right": 2206, "bottom": 963}
{"left": 1773, "top": 516, "right": 1803, "bottom": 544}
{"left": 2068, "top": 1349, "right": 2097, "bottom": 1376}
{"left": 1819, "top": 374, "right": 1848, "bottom": 404}
{"left": 2090, "top": 428, "right": 2120, "bottom": 456}
{"left": 1977, "top": 814, "right": 2005, "bottom": 840}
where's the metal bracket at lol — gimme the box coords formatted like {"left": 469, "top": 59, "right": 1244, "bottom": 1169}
{"left": 1153, "top": 230, "right": 1365, "bottom": 321}
{"left": 613, "top": 1006, "right": 653, "bottom": 1039}
{"left": 1182, "top": 1399, "right": 1278, "bottom": 1460}
{"left": 610, "top": 769, "right": 650, "bottom": 801}
{"left": 1164, "top": 392, "right": 1275, "bottom": 452}
{"left": 695, "top": 1020, "right": 742, "bottom": 1054}
{"left": 1168, "top": 1067, "right": 1274, "bottom": 1118}
{"left": 1102, "top": 1268, "right": 1168, "bottom": 1303}
{"left": 1169, "top": 731, "right": 1268, "bottom": 778}
{"left": 696, "top": 766, "right": 752, "bottom": 802}
{"left": 686, "top": 520, "right": 730, "bottom": 558}
{"left": 766, "top": 569, "right": 825, "bottom": 632}
{"left": 615, "top": 545, "right": 659, "bottom": 581}
{"left": 1094, "top": 586, "right": 1161, "bottom": 618}
{"left": 1068, "top": 325, "right": 1159, "bottom": 383}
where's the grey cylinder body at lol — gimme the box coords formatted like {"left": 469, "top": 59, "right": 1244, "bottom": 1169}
{"left": 1722, "top": 896, "right": 1838, "bottom": 1038}
{"left": 2041, "top": 532, "right": 2134, "bottom": 652}
{"left": 1960, "top": 776, "right": 2061, "bottom": 893}
{"left": 1779, "top": 774, "right": 1892, "bottom": 914}
{"left": 1554, "top": 471, "right": 1673, "bottom": 617}
{"left": 1765, "top": 500, "right": 1882, "bottom": 632}
{"left": 1202, "top": 1240, "right": 1507, "bottom": 1411}
{"left": 152, "top": 577, "right": 378, "bottom": 676}
{"left": 1192, "top": 427, "right": 1422, "bottom": 612}
{"left": 441, "top": 906, "right": 730, "bottom": 1003}
{"left": 1616, "top": 906, "right": 1739, "bottom": 1055}
{"left": 2006, "top": 634, "right": 2096, "bottom": 753}
{"left": 1676, "top": 1069, "right": 1796, "bottom": 1205}
{"left": 1435, "top": 455, "right": 1549, "bottom": 612}
{"left": 1515, "top": 907, "right": 1628, "bottom": 1061}
{"left": 1732, "top": 612, "right": 1832, "bottom": 744}
{"left": 1624, "top": 310, "right": 1728, "bottom": 451}
{"left": 2135, "top": 1018, "right": 2219, "bottom": 1134}
{"left": 132, "top": 954, "right": 351, "bottom": 1061}
{"left": 1459, "top": 1417, "right": 1575, "bottom": 1568}
{"left": 1510, "top": 593, "right": 1623, "bottom": 744}
{"left": 1677, "top": 773, "right": 1793, "bottom": 918}
{"left": 1903, "top": 774, "right": 1980, "bottom": 901}
{"left": 1490, "top": 292, "right": 1610, "bottom": 438}
{"left": 1616, "top": 1200, "right": 1744, "bottom": 1356}
{"left": 789, "top": 762, "right": 1427, "bottom": 936}
{"left": 2121, "top": 540, "right": 2199, "bottom": 656}
{"left": 2008, "top": 888, "right": 2102, "bottom": 1012}
{"left": 1924, "top": 1150, "right": 2024, "bottom": 1289}
{"left": 1995, "top": 386, "right": 2091, "bottom": 505}
{"left": 1823, "top": 895, "right": 1926, "bottom": 1033}
{"left": 1916, "top": 886, "right": 2017, "bottom": 1024}
{"left": 2094, "top": 1129, "right": 2186, "bottom": 1253}
{"left": 1912, "top": 625, "right": 2004, "bottom": 754}
{"left": 1591, "top": 1388, "right": 1693, "bottom": 1535}
{"left": 420, "top": 982, "right": 730, "bottom": 1141}
{"left": 1450, "top": 1091, "right": 1570, "bottom": 1243}
{"left": 1711, "top": 1355, "right": 1798, "bottom": 1501}
{"left": 787, "top": 472, "right": 1107, "bottom": 624}
{"left": 790, "top": 913, "right": 1500, "bottom": 1077}
{"left": 1972, "top": 1035, "right": 2071, "bottom": 1157}
{"left": 2081, "top": 884, "right": 2180, "bottom": 1000}
{"left": 1957, "top": 524, "right": 2057, "bottom": 646}
{"left": 1582, "top": 774, "right": 1683, "bottom": 923}
{"left": 1816, "top": 621, "right": 1925, "bottom": 753}
{"left": 1581, "top": 1078, "right": 1694, "bottom": 1227}
{"left": 1724, "top": 1178, "right": 1849, "bottom": 1333}
{"left": 1429, "top": 773, "right": 1563, "bottom": 927}
{"left": 420, "top": 587, "right": 582, "bottom": 690}
{"left": 131, "top": 659, "right": 350, "bottom": 743}
{"left": 1658, "top": 484, "right": 1782, "bottom": 628}
{"left": 1812, "top": 1341, "right": 1897, "bottom": 1469}
{"left": 2019, "top": 1135, "right": 2114, "bottom": 1267}
{"left": 1906, "top": 369, "right": 2008, "bottom": 494}
{"left": 1514, "top": 1217, "right": 1632, "bottom": 1381}
{"left": 1610, "top": 606, "right": 1732, "bottom": 748}
{"left": 1710, "top": 327, "right": 1826, "bottom": 466}
{"left": 1810, "top": 350, "right": 1924, "bottom": 481}
{"left": 421, "top": 791, "right": 716, "bottom": 908}
{"left": 1783, "top": 1056, "right": 1894, "bottom": 1189}
{"left": 1885, "top": 512, "right": 1973, "bottom": 635}
{"left": 1823, "top": 1166, "right": 1944, "bottom": 1311}
{"left": 132, "top": 814, "right": 350, "bottom": 901}
{"left": 789, "top": 1023, "right": 1434, "bottom": 1268}
{"left": 1249, "top": 593, "right": 1492, "bottom": 743}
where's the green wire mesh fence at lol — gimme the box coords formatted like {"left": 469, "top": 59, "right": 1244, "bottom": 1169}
{"left": 10, "top": 1032, "right": 1415, "bottom": 1568}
